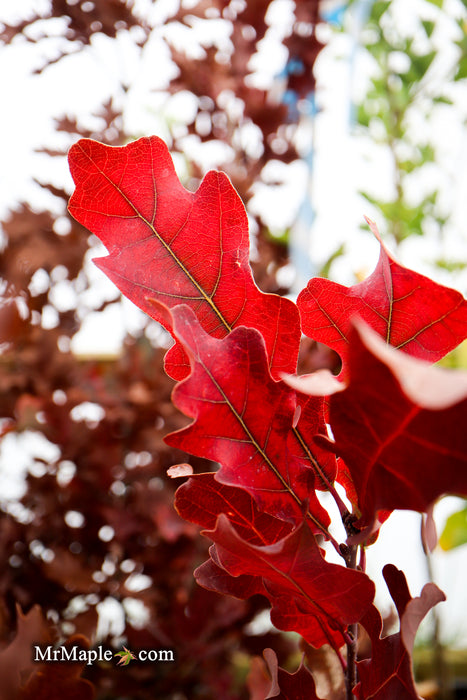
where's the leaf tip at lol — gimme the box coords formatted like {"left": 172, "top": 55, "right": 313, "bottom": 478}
{"left": 167, "top": 463, "right": 194, "bottom": 479}
{"left": 364, "top": 216, "right": 382, "bottom": 243}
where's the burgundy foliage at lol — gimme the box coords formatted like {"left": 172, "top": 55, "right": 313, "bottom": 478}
{"left": 0, "top": 605, "right": 94, "bottom": 700}
{"left": 166, "top": 306, "right": 330, "bottom": 529}
{"left": 261, "top": 647, "right": 323, "bottom": 700}
{"left": 67, "top": 135, "right": 467, "bottom": 696}
{"left": 2, "top": 0, "right": 466, "bottom": 697}
{"left": 317, "top": 322, "right": 467, "bottom": 538}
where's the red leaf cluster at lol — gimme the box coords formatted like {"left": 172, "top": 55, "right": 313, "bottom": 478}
{"left": 176, "top": 473, "right": 373, "bottom": 650}
{"left": 0, "top": 142, "right": 280, "bottom": 700}
{"left": 0, "top": 606, "right": 94, "bottom": 700}
{"left": 166, "top": 306, "right": 329, "bottom": 529}
{"left": 67, "top": 135, "right": 467, "bottom": 694}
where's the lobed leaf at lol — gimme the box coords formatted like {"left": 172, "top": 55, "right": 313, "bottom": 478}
{"left": 177, "top": 472, "right": 374, "bottom": 651}
{"left": 196, "top": 513, "right": 375, "bottom": 650}
{"left": 0, "top": 606, "right": 95, "bottom": 700}
{"left": 175, "top": 472, "right": 293, "bottom": 545}
{"left": 0, "top": 605, "right": 50, "bottom": 700}
{"left": 166, "top": 305, "right": 331, "bottom": 530}
{"left": 297, "top": 220, "right": 467, "bottom": 377}
{"left": 262, "top": 648, "right": 323, "bottom": 700}
{"left": 21, "top": 635, "right": 95, "bottom": 699}
{"left": 68, "top": 136, "right": 301, "bottom": 381}
{"left": 354, "top": 565, "right": 445, "bottom": 700}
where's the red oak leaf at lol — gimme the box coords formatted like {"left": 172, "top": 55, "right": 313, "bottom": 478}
{"left": 318, "top": 321, "right": 467, "bottom": 537}
{"left": 176, "top": 472, "right": 295, "bottom": 599}
{"left": 262, "top": 648, "right": 323, "bottom": 700}
{"left": 175, "top": 472, "right": 293, "bottom": 545}
{"left": 21, "top": 635, "right": 95, "bottom": 700}
{"left": 354, "top": 565, "right": 445, "bottom": 700}
{"left": 173, "top": 386, "right": 374, "bottom": 650}
{"left": 297, "top": 220, "right": 467, "bottom": 378}
{"left": 165, "top": 305, "right": 331, "bottom": 531}
{"left": 196, "top": 552, "right": 265, "bottom": 600}
{"left": 67, "top": 136, "right": 300, "bottom": 380}
{"left": 291, "top": 392, "right": 338, "bottom": 490}
{"left": 196, "top": 513, "right": 375, "bottom": 650}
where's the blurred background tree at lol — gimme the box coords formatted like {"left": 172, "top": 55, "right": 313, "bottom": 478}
{"left": 0, "top": 2, "right": 331, "bottom": 697}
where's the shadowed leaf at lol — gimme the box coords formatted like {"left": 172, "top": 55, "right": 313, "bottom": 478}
{"left": 354, "top": 565, "right": 445, "bottom": 700}
{"left": 196, "top": 514, "right": 375, "bottom": 650}
{"left": 323, "top": 322, "right": 467, "bottom": 537}
{"left": 262, "top": 647, "right": 323, "bottom": 699}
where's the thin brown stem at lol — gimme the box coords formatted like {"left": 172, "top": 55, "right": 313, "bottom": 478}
{"left": 345, "top": 544, "right": 359, "bottom": 700}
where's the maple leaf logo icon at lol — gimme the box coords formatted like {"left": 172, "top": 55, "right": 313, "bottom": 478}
{"left": 115, "top": 646, "right": 136, "bottom": 666}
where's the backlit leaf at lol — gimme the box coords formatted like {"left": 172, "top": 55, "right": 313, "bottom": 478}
{"left": 68, "top": 136, "right": 301, "bottom": 380}
{"left": 166, "top": 305, "right": 331, "bottom": 531}
{"left": 297, "top": 221, "right": 467, "bottom": 377}
{"left": 175, "top": 472, "right": 293, "bottom": 545}
{"left": 197, "top": 513, "right": 375, "bottom": 650}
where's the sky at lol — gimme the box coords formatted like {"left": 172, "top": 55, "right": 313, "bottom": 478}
{"left": 1, "top": 0, "right": 467, "bottom": 646}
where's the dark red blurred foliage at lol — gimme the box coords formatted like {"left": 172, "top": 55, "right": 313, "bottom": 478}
{"left": 0, "top": 1, "right": 330, "bottom": 697}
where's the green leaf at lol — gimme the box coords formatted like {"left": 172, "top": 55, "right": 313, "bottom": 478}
{"left": 455, "top": 57, "right": 467, "bottom": 81}
{"left": 433, "top": 95, "right": 453, "bottom": 105}
{"left": 435, "top": 258, "right": 467, "bottom": 273}
{"left": 318, "top": 244, "right": 345, "bottom": 279}
{"left": 357, "top": 104, "right": 371, "bottom": 127}
{"left": 404, "top": 51, "right": 436, "bottom": 83}
{"left": 439, "top": 505, "right": 467, "bottom": 550}
{"left": 371, "top": 1, "right": 391, "bottom": 23}
{"left": 422, "top": 20, "right": 435, "bottom": 38}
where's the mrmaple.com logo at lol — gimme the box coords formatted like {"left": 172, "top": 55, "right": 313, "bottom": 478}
{"left": 33, "top": 644, "right": 175, "bottom": 666}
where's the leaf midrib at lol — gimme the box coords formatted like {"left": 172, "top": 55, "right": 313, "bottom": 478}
{"left": 79, "top": 143, "right": 233, "bottom": 334}
{"left": 200, "top": 360, "right": 329, "bottom": 535}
